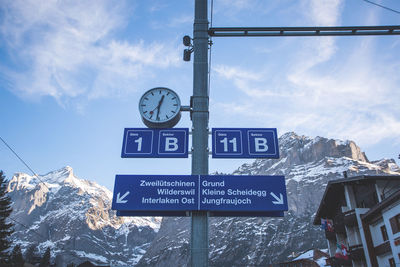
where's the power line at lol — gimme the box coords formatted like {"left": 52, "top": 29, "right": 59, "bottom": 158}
{"left": 1, "top": 135, "right": 111, "bottom": 264}
{"left": 362, "top": 0, "right": 400, "bottom": 15}
{"left": 0, "top": 135, "right": 49, "bottom": 191}
{"left": 0, "top": 135, "right": 38, "bottom": 177}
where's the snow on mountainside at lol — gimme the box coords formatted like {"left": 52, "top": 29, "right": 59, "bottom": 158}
{"left": 7, "top": 166, "right": 161, "bottom": 266}
{"left": 137, "top": 132, "right": 400, "bottom": 266}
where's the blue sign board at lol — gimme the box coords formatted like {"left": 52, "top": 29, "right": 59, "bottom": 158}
{"left": 112, "top": 175, "right": 198, "bottom": 211}
{"left": 112, "top": 175, "right": 288, "bottom": 215}
{"left": 199, "top": 175, "right": 287, "bottom": 212}
{"left": 121, "top": 128, "right": 189, "bottom": 158}
{"left": 212, "top": 128, "right": 279, "bottom": 159}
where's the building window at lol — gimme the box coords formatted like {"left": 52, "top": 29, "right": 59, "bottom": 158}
{"left": 389, "top": 257, "right": 395, "bottom": 267}
{"left": 381, "top": 225, "right": 389, "bottom": 241}
{"left": 390, "top": 214, "right": 400, "bottom": 234}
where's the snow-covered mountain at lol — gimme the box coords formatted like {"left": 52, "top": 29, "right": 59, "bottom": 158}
{"left": 7, "top": 132, "right": 400, "bottom": 266}
{"left": 137, "top": 132, "right": 400, "bottom": 266}
{"left": 7, "top": 166, "right": 161, "bottom": 266}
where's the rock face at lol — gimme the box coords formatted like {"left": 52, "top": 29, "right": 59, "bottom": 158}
{"left": 137, "top": 132, "right": 400, "bottom": 266}
{"left": 7, "top": 166, "right": 161, "bottom": 266}
{"left": 8, "top": 133, "right": 400, "bottom": 266}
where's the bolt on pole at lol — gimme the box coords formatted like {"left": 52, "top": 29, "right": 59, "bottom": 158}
{"left": 191, "top": 0, "right": 209, "bottom": 266}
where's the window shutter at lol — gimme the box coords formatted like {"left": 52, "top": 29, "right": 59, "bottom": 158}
{"left": 390, "top": 216, "right": 399, "bottom": 234}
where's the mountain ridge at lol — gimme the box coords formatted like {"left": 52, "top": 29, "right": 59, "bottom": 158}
{"left": 6, "top": 132, "right": 400, "bottom": 265}
{"left": 7, "top": 165, "right": 161, "bottom": 265}
{"left": 137, "top": 132, "right": 400, "bottom": 266}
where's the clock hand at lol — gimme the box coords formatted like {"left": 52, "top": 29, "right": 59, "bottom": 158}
{"left": 156, "top": 95, "right": 165, "bottom": 120}
{"left": 151, "top": 95, "right": 165, "bottom": 112}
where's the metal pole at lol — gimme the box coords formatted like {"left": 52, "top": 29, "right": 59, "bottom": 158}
{"left": 191, "top": 0, "right": 209, "bottom": 266}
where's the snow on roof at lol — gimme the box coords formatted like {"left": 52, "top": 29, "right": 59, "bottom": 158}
{"left": 293, "top": 249, "right": 314, "bottom": 261}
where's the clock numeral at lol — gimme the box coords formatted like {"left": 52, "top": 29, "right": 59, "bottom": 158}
{"left": 144, "top": 97, "right": 149, "bottom": 100}
{"left": 172, "top": 97, "right": 176, "bottom": 100}
{"left": 171, "top": 111, "right": 176, "bottom": 114}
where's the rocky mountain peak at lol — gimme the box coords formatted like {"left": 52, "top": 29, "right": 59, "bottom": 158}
{"left": 8, "top": 166, "right": 161, "bottom": 265}
{"left": 279, "top": 132, "right": 368, "bottom": 165}
{"left": 138, "top": 132, "right": 399, "bottom": 267}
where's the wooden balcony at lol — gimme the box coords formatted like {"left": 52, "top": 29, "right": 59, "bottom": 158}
{"left": 334, "top": 212, "right": 346, "bottom": 234}
{"left": 343, "top": 210, "right": 358, "bottom": 226}
{"left": 326, "top": 257, "right": 352, "bottom": 267}
{"left": 374, "top": 241, "right": 391, "bottom": 256}
{"left": 325, "top": 229, "right": 336, "bottom": 240}
{"left": 349, "top": 244, "right": 365, "bottom": 261}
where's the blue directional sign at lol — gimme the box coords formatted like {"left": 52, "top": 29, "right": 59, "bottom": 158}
{"left": 112, "top": 175, "right": 198, "bottom": 211}
{"left": 121, "top": 128, "right": 188, "bottom": 158}
{"left": 112, "top": 174, "right": 288, "bottom": 216}
{"left": 212, "top": 128, "right": 279, "bottom": 159}
{"left": 199, "top": 175, "right": 287, "bottom": 212}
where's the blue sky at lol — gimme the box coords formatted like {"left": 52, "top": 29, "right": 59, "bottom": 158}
{"left": 1, "top": 0, "right": 399, "bottom": 190}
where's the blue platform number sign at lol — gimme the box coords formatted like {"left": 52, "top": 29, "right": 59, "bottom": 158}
{"left": 213, "top": 129, "right": 243, "bottom": 157}
{"left": 247, "top": 129, "right": 278, "bottom": 157}
{"left": 124, "top": 129, "right": 153, "bottom": 156}
{"left": 121, "top": 128, "right": 188, "bottom": 158}
{"left": 212, "top": 128, "right": 279, "bottom": 159}
{"left": 158, "top": 129, "right": 187, "bottom": 156}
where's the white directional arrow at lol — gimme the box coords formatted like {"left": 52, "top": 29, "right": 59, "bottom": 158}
{"left": 116, "top": 191, "right": 130, "bottom": 204}
{"left": 270, "top": 192, "right": 284, "bottom": 205}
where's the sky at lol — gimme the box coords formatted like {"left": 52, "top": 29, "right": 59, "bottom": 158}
{"left": 1, "top": 0, "right": 399, "bottom": 191}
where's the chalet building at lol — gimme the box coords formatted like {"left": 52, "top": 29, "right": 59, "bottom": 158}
{"left": 314, "top": 175, "right": 400, "bottom": 267}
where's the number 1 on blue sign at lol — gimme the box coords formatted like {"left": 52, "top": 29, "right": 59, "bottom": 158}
{"left": 134, "top": 137, "right": 142, "bottom": 151}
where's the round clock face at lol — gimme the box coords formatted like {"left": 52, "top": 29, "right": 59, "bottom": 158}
{"left": 138, "top": 87, "right": 181, "bottom": 128}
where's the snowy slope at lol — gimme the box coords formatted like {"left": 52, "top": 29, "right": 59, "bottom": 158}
{"left": 137, "top": 132, "right": 400, "bottom": 266}
{"left": 8, "top": 166, "right": 161, "bottom": 266}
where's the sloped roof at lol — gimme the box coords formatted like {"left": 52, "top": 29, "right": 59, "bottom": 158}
{"left": 313, "top": 175, "right": 400, "bottom": 225}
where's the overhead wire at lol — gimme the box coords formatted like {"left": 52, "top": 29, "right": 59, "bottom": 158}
{"left": 0, "top": 135, "right": 49, "bottom": 191}
{"left": 1, "top": 135, "right": 111, "bottom": 264}
{"left": 362, "top": 0, "right": 400, "bottom": 15}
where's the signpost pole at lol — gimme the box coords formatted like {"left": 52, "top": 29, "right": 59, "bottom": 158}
{"left": 191, "top": 0, "right": 209, "bottom": 266}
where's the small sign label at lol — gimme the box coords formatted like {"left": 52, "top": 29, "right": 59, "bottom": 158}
{"left": 212, "top": 128, "right": 279, "bottom": 158}
{"left": 121, "top": 128, "right": 189, "bottom": 158}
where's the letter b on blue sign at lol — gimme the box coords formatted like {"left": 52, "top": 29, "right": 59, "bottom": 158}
{"left": 158, "top": 130, "right": 187, "bottom": 155}
{"left": 248, "top": 130, "right": 277, "bottom": 156}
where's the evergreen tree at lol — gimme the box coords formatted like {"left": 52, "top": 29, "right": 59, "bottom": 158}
{"left": 24, "top": 244, "right": 37, "bottom": 264}
{"left": 9, "top": 245, "right": 24, "bottom": 267}
{"left": 39, "top": 247, "right": 51, "bottom": 267}
{"left": 66, "top": 263, "right": 75, "bottom": 267}
{"left": 0, "top": 170, "right": 14, "bottom": 265}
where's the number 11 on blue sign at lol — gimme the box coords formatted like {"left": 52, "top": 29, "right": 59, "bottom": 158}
{"left": 212, "top": 128, "right": 279, "bottom": 159}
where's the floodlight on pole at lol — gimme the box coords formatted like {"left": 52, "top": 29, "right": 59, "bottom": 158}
{"left": 183, "top": 35, "right": 192, "bottom": 46}
{"left": 183, "top": 48, "right": 193, "bottom": 62}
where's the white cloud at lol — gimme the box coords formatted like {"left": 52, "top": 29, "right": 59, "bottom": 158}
{"left": 213, "top": 37, "right": 400, "bottom": 148}
{"left": 0, "top": 0, "right": 181, "bottom": 105}
{"left": 305, "top": 0, "right": 343, "bottom": 26}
